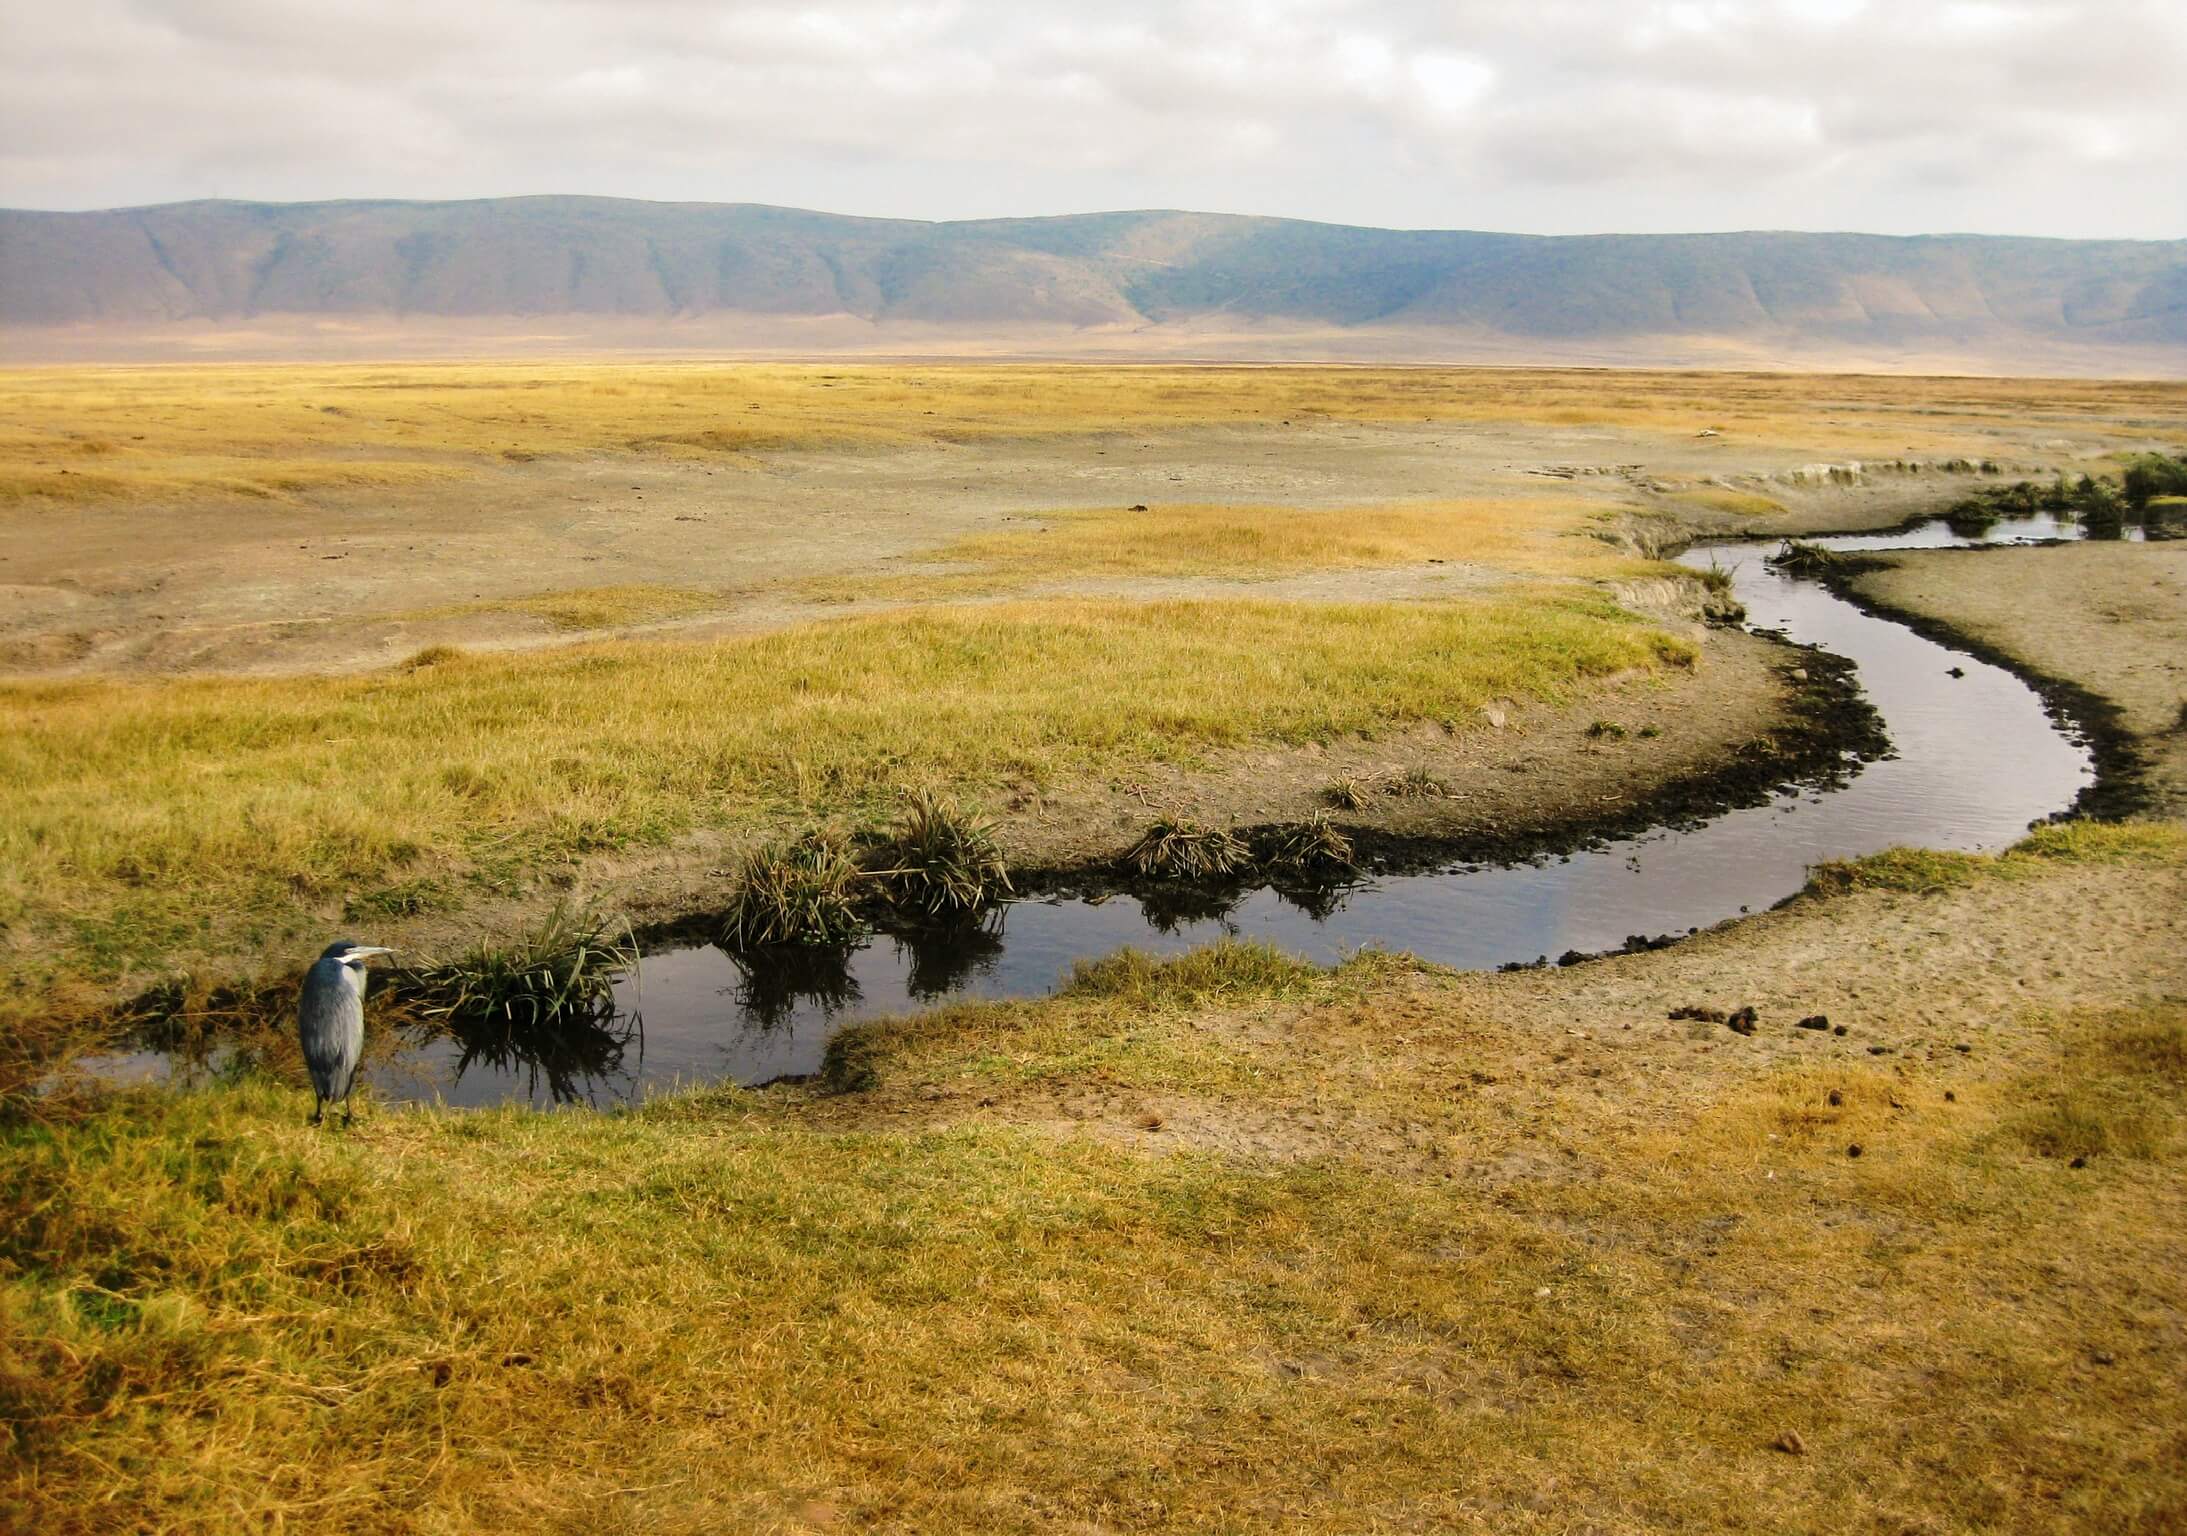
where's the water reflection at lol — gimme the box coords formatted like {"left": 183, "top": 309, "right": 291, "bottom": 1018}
{"left": 1135, "top": 883, "right": 1245, "bottom": 933}
{"left": 894, "top": 915, "right": 1006, "bottom": 1001}
{"left": 729, "top": 945, "right": 863, "bottom": 1028}
{"left": 410, "top": 1001, "right": 643, "bottom": 1107}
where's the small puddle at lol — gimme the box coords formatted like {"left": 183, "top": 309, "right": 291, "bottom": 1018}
{"left": 96, "top": 512, "right": 2138, "bottom": 1106}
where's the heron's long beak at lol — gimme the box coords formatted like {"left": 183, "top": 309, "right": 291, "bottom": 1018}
{"left": 347, "top": 946, "right": 396, "bottom": 960}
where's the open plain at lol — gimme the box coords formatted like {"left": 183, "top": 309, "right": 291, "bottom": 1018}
{"left": 4, "top": 363, "right": 2187, "bottom": 1532}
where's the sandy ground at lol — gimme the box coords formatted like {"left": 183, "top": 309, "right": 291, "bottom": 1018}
{"left": 0, "top": 416, "right": 2129, "bottom": 678}
{"left": 1851, "top": 541, "right": 2187, "bottom": 815}
{"left": 807, "top": 834, "right": 2187, "bottom": 1174}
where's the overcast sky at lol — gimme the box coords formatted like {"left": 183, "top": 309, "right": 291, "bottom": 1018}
{"left": 4, "top": 0, "right": 2181, "bottom": 238}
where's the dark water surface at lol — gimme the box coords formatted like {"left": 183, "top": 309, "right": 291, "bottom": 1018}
{"left": 108, "top": 514, "right": 2118, "bottom": 1106}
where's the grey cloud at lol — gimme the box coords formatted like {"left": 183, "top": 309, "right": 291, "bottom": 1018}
{"left": 0, "top": 0, "right": 2179, "bottom": 236}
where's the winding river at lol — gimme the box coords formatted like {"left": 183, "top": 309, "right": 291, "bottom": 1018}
{"left": 115, "top": 512, "right": 2152, "bottom": 1106}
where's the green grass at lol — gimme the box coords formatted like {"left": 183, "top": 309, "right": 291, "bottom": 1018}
{"left": 720, "top": 829, "right": 866, "bottom": 949}
{"left": 399, "top": 903, "right": 637, "bottom": 1028}
{"left": 866, "top": 790, "right": 1013, "bottom": 918}
{"left": 1, "top": 593, "right": 1691, "bottom": 990}
{"left": 1807, "top": 821, "right": 2187, "bottom": 896}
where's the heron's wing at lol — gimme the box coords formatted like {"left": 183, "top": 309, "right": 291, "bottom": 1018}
{"left": 298, "top": 963, "right": 365, "bottom": 1097}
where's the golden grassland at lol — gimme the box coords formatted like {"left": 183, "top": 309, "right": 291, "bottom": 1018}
{"left": 8, "top": 361, "right": 2187, "bottom": 506}
{"left": 5, "top": 823, "right": 2182, "bottom": 1532}
{"left": 0, "top": 593, "right": 1691, "bottom": 990}
{"left": 801, "top": 497, "right": 1660, "bottom": 603}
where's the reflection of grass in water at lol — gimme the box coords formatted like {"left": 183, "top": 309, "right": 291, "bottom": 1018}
{"left": 894, "top": 914, "right": 1006, "bottom": 1002}
{"left": 728, "top": 945, "right": 862, "bottom": 1031}
{"left": 393, "top": 906, "right": 643, "bottom": 1104}
{"left": 422, "top": 1000, "right": 642, "bottom": 1107}
{"left": 1133, "top": 883, "right": 1244, "bottom": 934}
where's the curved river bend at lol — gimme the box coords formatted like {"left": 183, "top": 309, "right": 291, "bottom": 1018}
{"left": 117, "top": 514, "right": 2127, "bottom": 1106}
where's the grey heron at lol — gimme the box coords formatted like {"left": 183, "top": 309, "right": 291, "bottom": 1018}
{"left": 298, "top": 940, "right": 393, "bottom": 1125}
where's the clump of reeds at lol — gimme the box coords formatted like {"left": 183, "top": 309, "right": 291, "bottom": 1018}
{"left": 1321, "top": 777, "right": 1368, "bottom": 811}
{"left": 1586, "top": 719, "right": 1628, "bottom": 741}
{"left": 866, "top": 790, "right": 1012, "bottom": 918}
{"left": 1388, "top": 765, "right": 1451, "bottom": 799}
{"left": 1768, "top": 540, "right": 1842, "bottom": 577}
{"left": 1260, "top": 813, "right": 1356, "bottom": 873}
{"left": 721, "top": 829, "right": 865, "bottom": 948}
{"left": 400, "top": 903, "right": 636, "bottom": 1027}
{"left": 1122, "top": 816, "right": 1249, "bottom": 880}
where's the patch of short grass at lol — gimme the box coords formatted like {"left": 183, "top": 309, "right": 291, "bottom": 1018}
{"left": 1807, "top": 820, "right": 2187, "bottom": 897}
{"left": 899, "top": 497, "right": 1665, "bottom": 588}
{"left": 1063, "top": 938, "right": 1323, "bottom": 1008}
{"left": 0, "top": 592, "right": 1692, "bottom": 988}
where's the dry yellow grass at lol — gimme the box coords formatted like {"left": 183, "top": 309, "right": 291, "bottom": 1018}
{"left": 0, "top": 592, "right": 1690, "bottom": 987}
{"left": 804, "top": 497, "right": 1657, "bottom": 602}
{"left": 7, "top": 362, "right": 2184, "bottom": 506}
{"left": 7, "top": 935, "right": 2180, "bottom": 1533}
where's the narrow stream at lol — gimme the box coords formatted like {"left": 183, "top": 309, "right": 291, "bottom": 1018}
{"left": 114, "top": 513, "right": 2137, "bottom": 1106}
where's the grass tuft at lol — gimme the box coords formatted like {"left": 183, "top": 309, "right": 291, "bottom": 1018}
{"left": 398, "top": 903, "right": 636, "bottom": 1029}
{"left": 1321, "top": 776, "right": 1368, "bottom": 811}
{"left": 867, "top": 790, "right": 1012, "bottom": 918}
{"left": 1806, "top": 847, "right": 1986, "bottom": 896}
{"left": 1063, "top": 938, "right": 1321, "bottom": 1007}
{"left": 1121, "top": 817, "right": 1250, "bottom": 881}
{"left": 721, "top": 830, "right": 865, "bottom": 949}
{"left": 1388, "top": 764, "right": 1452, "bottom": 799}
{"left": 1259, "top": 813, "right": 1357, "bottom": 873}
{"left": 1768, "top": 539, "right": 1845, "bottom": 578}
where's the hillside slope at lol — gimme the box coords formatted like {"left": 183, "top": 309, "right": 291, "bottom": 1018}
{"left": 4, "top": 197, "right": 2183, "bottom": 368}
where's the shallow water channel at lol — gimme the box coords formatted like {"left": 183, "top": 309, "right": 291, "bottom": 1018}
{"left": 120, "top": 514, "right": 2131, "bottom": 1106}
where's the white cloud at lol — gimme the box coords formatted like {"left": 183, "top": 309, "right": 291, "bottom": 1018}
{"left": 0, "top": 0, "right": 2179, "bottom": 236}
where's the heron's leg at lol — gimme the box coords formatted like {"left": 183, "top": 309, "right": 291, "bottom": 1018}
{"left": 310, "top": 1091, "right": 324, "bottom": 1126}
{"left": 343, "top": 1091, "right": 355, "bottom": 1128}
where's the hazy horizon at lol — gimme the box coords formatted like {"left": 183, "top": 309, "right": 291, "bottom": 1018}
{"left": 7, "top": 189, "right": 2183, "bottom": 246}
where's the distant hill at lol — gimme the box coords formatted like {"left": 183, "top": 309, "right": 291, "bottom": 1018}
{"left": 3, "top": 197, "right": 2184, "bottom": 371}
